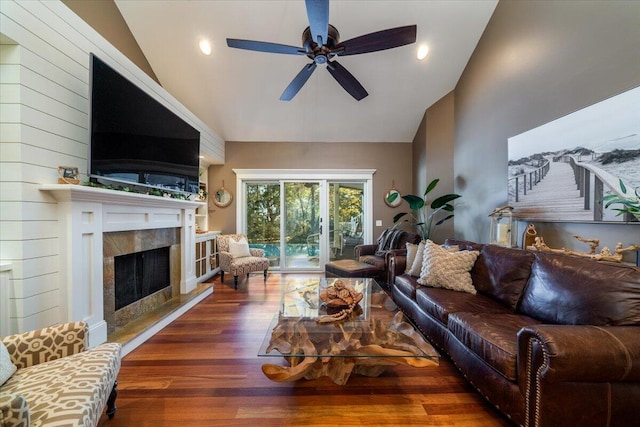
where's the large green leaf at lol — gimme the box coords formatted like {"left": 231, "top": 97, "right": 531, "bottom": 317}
{"left": 424, "top": 178, "right": 439, "bottom": 196}
{"left": 386, "top": 192, "right": 400, "bottom": 204}
{"left": 431, "top": 194, "right": 461, "bottom": 209}
{"left": 619, "top": 178, "right": 628, "bottom": 194}
{"left": 402, "top": 194, "right": 425, "bottom": 211}
{"left": 435, "top": 214, "right": 454, "bottom": 226}
{"left": 392, "top": 212, "right": 410, "bottom": 223}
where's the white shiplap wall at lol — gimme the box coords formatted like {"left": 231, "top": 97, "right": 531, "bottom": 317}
{"left": 0, "top": 0, "right": 224, "bottom": 334}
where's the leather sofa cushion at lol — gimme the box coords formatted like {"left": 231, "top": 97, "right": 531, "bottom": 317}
{"left": 448, "top": 312, "right": 540, "bottom": 380}
{"left": 472, "top": 245, "right": 535, "bottom": 310}
{"left": 416, "top": 287, "right": 511, "bottom": 326}
{"left": 519, "top": 252, "right": 640, "bottom": 325}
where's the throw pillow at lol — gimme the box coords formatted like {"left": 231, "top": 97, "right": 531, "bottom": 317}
{"left": 417, "top": 240, "right": 480, "bottom": 294}
{"left": 0, "top": 341, "right": 17, "bottom": 386}
{"left": 407, "top": 241, "right": 426, "bottom": 276}
{"left": 404, "top": 242, "right": 419, "bottom": 274}
{"left": 228, "top": 237, "right": 252, "bottom": 258}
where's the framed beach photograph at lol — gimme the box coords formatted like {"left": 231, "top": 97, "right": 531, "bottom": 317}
{"left": 57, "top": 166, "right": 80, "bottom": 185}
{"left": 507, "top": 86, "right": 640, "bottom": 222}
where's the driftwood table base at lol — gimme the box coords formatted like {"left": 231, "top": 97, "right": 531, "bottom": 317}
{"left": 261, "top": 311, "right": 439, "bottom": 385}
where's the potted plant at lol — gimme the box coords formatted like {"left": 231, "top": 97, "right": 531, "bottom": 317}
{"left": 600, "top": 179, "right": 640, "bottom": 221}
{"left": 386, "top": 178, "right": 461, "bottom": 240}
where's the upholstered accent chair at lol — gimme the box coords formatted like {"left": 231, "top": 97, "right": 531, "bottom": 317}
{"left": 0, "top": 322, "right": 121, "bottom": 427}
{"left": 217, "top": 234, "right": 269, "bottom": 289}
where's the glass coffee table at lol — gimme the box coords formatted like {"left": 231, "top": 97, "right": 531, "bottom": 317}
{"left": 258, "top": 276, "right": 439, "bottom": 385}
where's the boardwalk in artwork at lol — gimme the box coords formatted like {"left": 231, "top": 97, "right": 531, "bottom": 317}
{"left": 512, "top": 160, "right": 593, "bottom": 221}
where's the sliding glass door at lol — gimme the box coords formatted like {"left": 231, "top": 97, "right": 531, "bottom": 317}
{"left": 283, "top": 181, "right": 321, "bottom": 269}
{"left": 237, "top": 170, "right": 373, "bottom": 272}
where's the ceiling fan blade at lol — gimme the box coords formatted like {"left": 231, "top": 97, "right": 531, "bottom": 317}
{"left": 227, "top": 39, "right": 305, "bottom": 55}
{"left": 305, "top": 0, "right": 329, "bottom": 45}
{"left": 332, "top": 25, "right": 417, "bottom": 56}
{"left": 326, "top": 60, "right": 368, "bottom": 101}
{"left": 280, "top": 63, "right": 318, "bottom": 101}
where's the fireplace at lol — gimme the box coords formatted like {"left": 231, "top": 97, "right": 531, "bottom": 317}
{"left": 40, "top": 184, "right": 204, "bottom": 349}
{"left": 103, "top": 228, "right": 181, "bottom": 334}
{"left": 115, "top": 247, "right": 170, "bottom": 310}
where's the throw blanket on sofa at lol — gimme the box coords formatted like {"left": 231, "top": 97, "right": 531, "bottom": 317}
{"left": 375, "top": 229, "right": 405, "bottom": 257}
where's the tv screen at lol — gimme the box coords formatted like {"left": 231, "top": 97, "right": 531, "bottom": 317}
{"left": 89, "top": 54, "right": 200, "bottom": 194}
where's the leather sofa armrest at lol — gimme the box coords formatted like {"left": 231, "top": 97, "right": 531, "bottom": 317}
{"left": 355, "top": 244, "right": 377, "bottom": 258}
{"left": 518, "top": 325, "right": 640, "bottom": 385}
{"left": 2, "top": 322, "right": 87, "bottom": 369}
{"left": 517, "top": 325, "right": 640, "bottom": 426}
{"left": 389, "top": 255, "right": 407, "bottom": 286}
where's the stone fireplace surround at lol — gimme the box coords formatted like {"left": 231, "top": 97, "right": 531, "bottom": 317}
{"left": 41, "top": 184, "right": 209, "bottom": 349}
{"left": 104, "top": 228, "right": 180, "bottom": 334}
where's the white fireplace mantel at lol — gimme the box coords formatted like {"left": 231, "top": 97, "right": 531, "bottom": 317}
{"left": 41, "top": 184, "right": 203, "bottom": 347}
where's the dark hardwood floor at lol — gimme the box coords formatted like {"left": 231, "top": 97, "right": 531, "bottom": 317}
{"left": 98, "top": 274, "right": 512, "bottom": 427}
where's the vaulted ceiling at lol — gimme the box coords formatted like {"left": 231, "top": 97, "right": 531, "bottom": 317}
{"left": 115, "top": 0, "right": 497, "bottom": 143}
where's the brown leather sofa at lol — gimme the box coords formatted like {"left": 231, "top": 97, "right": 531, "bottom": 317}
{"left": 355, "top": 228, "right": 421, "bottom": 285}
{"left": 390, "top": 239, "right": 640, "bottom": 427}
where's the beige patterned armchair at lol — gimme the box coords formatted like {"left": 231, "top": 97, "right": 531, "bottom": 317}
{"left": 217, "top": 234, "right": 269, "bottom": 289}
{"left": 0, "top": 322, "right": 121, "bottom": 427}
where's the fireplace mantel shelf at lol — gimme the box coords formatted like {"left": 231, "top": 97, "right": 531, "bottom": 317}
{"left": 41, "top": 184, "right": 205, "bottom": 209}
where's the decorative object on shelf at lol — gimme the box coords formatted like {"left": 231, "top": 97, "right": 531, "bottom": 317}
{"left": 384, "top": 181, "right": 402, "bottom": 208}
{"left": 489, "top": 206, "right": 517, "bottom": 247}
{"left": 522, "top": 224, "right": 537, "bottom": 249}
{"left": 600, "top": 178, "right": 640, "bottom": 222}
{"left": 387, "top": 178, "right": 461, "bottom": 241}
{"left": 532, "top": 234, "right": 640, "bottom": 263}
{"left": 316, "top": 279, "right": 363, "bottom": 323}
{"left": 197, "top": 182, "right": 208, "bottom": 201}
{"left": 57, "top": 166, "right": 79, "bottom": 184}
{"left": 212, "top": 180, "right": 233, "bottom": 208}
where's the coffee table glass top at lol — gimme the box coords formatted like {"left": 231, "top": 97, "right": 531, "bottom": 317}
{"left": 257, "top": 276, "right": 440, "bottom": 360}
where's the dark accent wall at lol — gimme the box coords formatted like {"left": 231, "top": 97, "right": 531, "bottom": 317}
{"left": 451, "top": 0, "right": 640, "bottom": 260}
{"left": 414, "top": 91, "right": 455, "bottom": 243}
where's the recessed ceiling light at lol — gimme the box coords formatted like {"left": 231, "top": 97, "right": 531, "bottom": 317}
{"left": 417, "top": 44, "right": 429, "bottom": 60}
{"left": 199, "top": 39, "right": 212, "bottom": 55}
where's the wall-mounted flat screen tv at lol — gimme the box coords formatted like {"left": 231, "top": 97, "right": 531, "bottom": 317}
{"left": 89, "top": 54, "right": 200, "bottom": 195}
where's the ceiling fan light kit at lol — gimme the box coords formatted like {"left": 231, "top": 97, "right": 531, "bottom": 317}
{"left": 226, "top": 0, "right": 417, "bottom": 101}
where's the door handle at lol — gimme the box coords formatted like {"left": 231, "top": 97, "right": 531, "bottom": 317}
{"left": 319, "top": 225, "right": 323, "bottom": 235}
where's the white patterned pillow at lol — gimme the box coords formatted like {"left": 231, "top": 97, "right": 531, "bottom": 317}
{"left": 407, "top": 241, "right": 426, "bottom": 276}
{"left": 417, "top": 240, "right": 479, "bottom": 294}
{"left": 404, "top": 242, "right": 419, "bottom": 274}
{"left": 0, "top": 341, "right": 17, "bottom": 386}
{"left": 229, "top": 237, "right": 252, "bottom": 258}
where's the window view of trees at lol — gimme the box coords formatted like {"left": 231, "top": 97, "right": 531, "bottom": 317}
{"left": 285, "top": 182, "right": 320, "bottom": 246}
{"left": 245, "top": 181, "right": 364, "bottom": 265}
{"left": 246, "top": 183, "right": 280, "bottom": 244}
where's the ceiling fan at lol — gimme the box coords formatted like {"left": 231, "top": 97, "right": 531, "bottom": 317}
{"left": 226, "top": 0, "right": 417, "bottom": 101}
